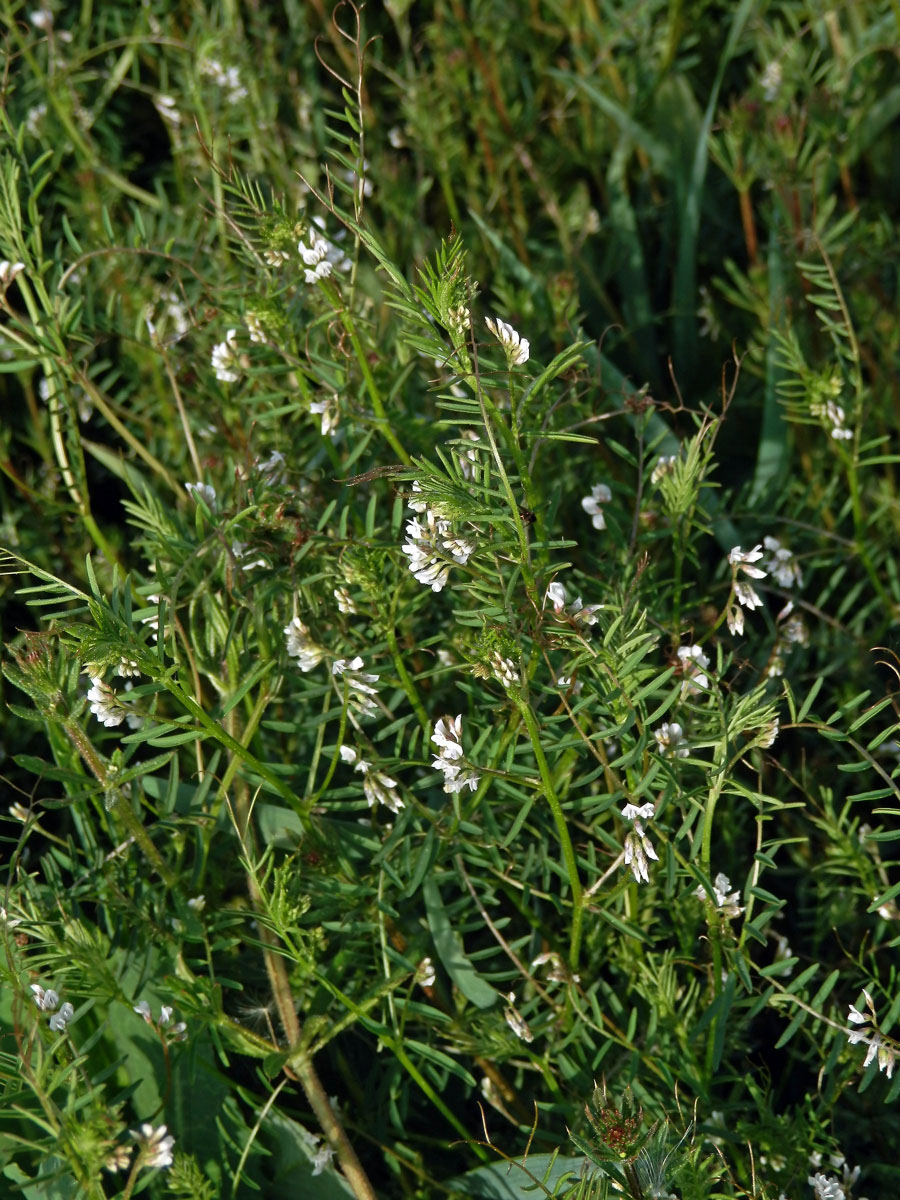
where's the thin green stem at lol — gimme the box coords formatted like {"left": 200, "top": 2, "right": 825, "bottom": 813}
{"left": 515, "top": 698, "right": 584, "bottom": 969}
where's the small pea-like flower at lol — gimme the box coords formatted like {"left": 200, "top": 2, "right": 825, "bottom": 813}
{"left": 485, "top": 316, "right": 530, "bottom": 365}
{"left": 284, "top": 618, "right": 326, "bottom": 672}
{"left": 185, "top": 481, "right": 217, "bottom": 511}
{"left": 49, "top": 1002, "right": 75, "bottom": 1032}
{"left": 545, "top": 581, "right": 567, "bottom": 613}
{"left": 416, "top": 957, "right": 436, "bottom": 988}
{"left": 431, "top": 715, "right": 481, "bottom": 794}
{"left": 312, "top": 1144, "right": 335, "bottom": 1176}
{"left": 581, "top": 483, "right": 612, "bottom": 530}
{"left": 332, "top": 656, "right": 380, "bottom": 719}
{"left": 621, "top": 803, "right": 658, "bottom": 884}
{"left": 654, "top": 721, "right": 689, "bottom": 758}
{"left": 490, "top": 652, "right": 519, "bottom": 689}
{"left": 726, "top": 545, "right": 767, "bottom": 635}
{"left": 245, "top": 311, "right": 265, "bottom": 343}
{"left": 762, "top": 535, "right": 802, "bottom": 589}
{"left": 0, "top": 260, "right": 26, "bottom": 290}
{"left": 677, "top": 644, "right": 710, "bottom": 695}
{"left": 333, "top": 586, "right": 357, "bottom": 614}
{"left": 116, "top": 658, "right": 140, "bottom": 678}
{"left": 402, "top": 509, "right": 475, "bottom": 593}
{"left": 211, "top": 328, "right": 240, "bottom": 383}
{"left": 808, "top": 1173, "right": 846, "bottom": 1200}
{"left": 845, "top": 989, "right": 896, "bottom": 1079}
{"left": 30, "top": 984, "right": 60, "bottom": 1012}
{"left": 299, "top": 231, "right": 334, "bottom": 284}
{"left": 309, "top": 395, "right": 339, "bottom": 435}
{"left": 199, "top": 58, "right": 248, "bottom": 103}
{"left": 340, "top": 745, "right": 402, "bottom": 812}
{"left": 130, "top": 1123, "right": 175, "bottom": 1169}
{"left": 811, "top": 396, "right": 853, "bottom": 441}
{"left": 651, "top": 455, "right": 677, "bottom": 485}
{"left": 87, "top": 677, "right": 127, "bottom": 727}
{"left": 503, "top": 992, "right": 534, "bottom": 1043}
{"left": 567, "top": 596, "right": 602, "bottom": 626}
{"left": 695, "top": 872, "right": 744, "bottom": 918}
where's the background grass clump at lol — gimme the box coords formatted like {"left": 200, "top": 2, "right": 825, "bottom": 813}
{"left": 1, "top": 1, "right": 900, "bottom": 1197}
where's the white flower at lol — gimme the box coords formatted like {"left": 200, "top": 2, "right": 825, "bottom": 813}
{"left": 264, "top": 247, "right": 291, "bottom": 267}
{"left": 299, "top": 223, "right": 350, "bottom": 283}
{"left": 763, "top": 535, "right": 803, "bottom": 588}
{"left": 491, "top": 652, "right": 519, "bottom": 688}
{"left": 211, "top": 328, "right": 240, "bottom": 382}
{"left": 199, "top": 57, "right": 248, "bottom": 103}
{"left": 130, "top": 1123, "right": 175, "bottom": 1169}
{"left": 0, "top": 906, "right": 23, "bottom": 929}
{"left": 332, "top": 656, "right": 380, "bottom": 719}
{"left": 284, "top": 618, "right": 326, "bottom": 672}
{"left": 811, "top": 397, "right": 853, "bottom": 440}
{"left": 258, "top": 449, "right": 286, "bottom": 481}
{"left": 727, "top": 545, "right": 767, "bottom": 635}
{"left": 581, "top": 483, "right": 612, "bottom": 530}
{"left": 153, "top": 94, "right": 181, "bottom": 127}
{"left": 695, "top": 872, "right": 745, "bottom": 918}
{"left": 431, "top": 715, "right": 481, "bottom": 794}
{"left": 402, "top": 509, "right": 475, "bottom": 593}
{"left": 333, "top": 586, "right": 356, "bottom": 614}
{"left": 654, "top": 721, "right": 689, "bottom": 758}
{"left": 0, "top": 260, "right": 25, "bottom": 289}
{"left": 503, "top": 992, "right": 534, "bottom": 1042}
{"left": 362, "top": 770, "right": 402, "bottom": 813}
{"left": 546, "top": 581, "right": 567, "bottom": 613}
{"left": 185, "top": 481, "right": 217, "bottom": 511}
{"left": 621, "top": 804, "right": 658, "bottom": 884}
{"left": 566, "top": 596, "right": 602, "bottom": 625}
{"left": 651, "top": 455, "right": 677, "bottom": 484}
{"left": 485, "top": 316, "right": 529, "bottom": 365}
{"left": 311, "top": 1144, "right": 335, "bottom": 1176}
{"left": 760, "top": 60, "right": 782, "bottom": 101}
{"left": 30, "top": 984, "right": 59, "bottom": 1011}
{"left": 677, "top": 644, "right": 710, "bottom": 694}
{"left": 87, "top": 677, "right": 127, "bottom": 727}
{"left": 245, "top": 312, "right": 265, "bottom": 343}
{"left": 29, "top": 9, "right": 53, "bottom": 30}
{"left": 134, "top": 1000, "right": 153, "bottom": 1023}
{"left": 117, "top": 658, "right": 140, "bottom": 678}
{"left": 416, "top": 958, "right": 436, "bottom": 988}
{"left": 808, "top": 1173, "right": 847, "bottom": 1200}
{"left": 49, "top": 1002, "right": 75, "bottom": 1032}
{"left": 309, "top": 396, "right": 339, "bottom": 435}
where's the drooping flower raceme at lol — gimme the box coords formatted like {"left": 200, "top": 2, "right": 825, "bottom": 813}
{"left": 726, "top": 544, "right": 767, "bottom": 636}
{"left": 845, "top": 989, "right": 896, "bottom": 1079}
{"left": 621, "top": 802, "right": 659, "bottom": 884}
{"left": 485, "top": 316, "right": 529, "bottom": 365}
{"left": 340, "top": 745, "right": 402, "bottom": 813}
{"left": 581, "top": 483, "right": 612, "bottom": 530}
{"left": 130, "top": 1123, "right": 175, "bottom": 1170}
{"left": 401, "top": 508, "right": 475, "bottom": 593}
{"left": 431, "top": 715, "right": 481, "bottom": 794}
{"left": 332, "top": 656, "right": 380, "bottom": 720}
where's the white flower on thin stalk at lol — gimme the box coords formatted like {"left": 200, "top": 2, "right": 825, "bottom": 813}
{"left": 211, "top": 328, "right": 240, "bottom": 382}
{"left": 545, "top": 581, "right": 567, "bottom": 614}
{"left": 87, "top": 677, "right": 127, "bottom": 728}
{"left": 581, "top": 483, "right": 612, "bottom": 530}
{"left": 726, "top": 544, "right": 767, "bottom": 636}
{"left": 621, "top": 803, "right": 658, "bottom": 884}
{"left": 844, "top": 989, "right": 896, "bottom": 1080}
{"left": 485, "top": 316, "right": 529, "bottom": 365}
{"left": 653, "top": 722, "right": 689, "bottom": 759}
{"left": 284, "top": 618, "right": 326, "bottom": 672}
{"left": 340, "top": 745, "right": 403, "bottom": 813}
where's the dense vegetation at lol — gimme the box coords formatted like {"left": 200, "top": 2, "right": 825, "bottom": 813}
{"left": 2, "top": 2, "right": 899, "bottom": 1197}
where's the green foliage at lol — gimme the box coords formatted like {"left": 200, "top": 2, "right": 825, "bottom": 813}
{"left": 1, "top": 1, "right": 900, "bottom": 1198}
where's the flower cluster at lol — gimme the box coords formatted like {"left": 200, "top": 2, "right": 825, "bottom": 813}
{"left": 621, "top": 802, "right": 659, "bottom": 884}
{"left": 695, "top": 872, "right": 744, "bottom": 918}
{"left": 332, "top": 656, "right": 379, "bottom": 720}
{"left": 30, "top": 983, "right": 75, "bottom": 1032}
{"left": 544, "top": 581, "right": 601, "bottom": 626}
{"left": 725, "top": 544, "right": 767, "bottom": 636}
{"left": 199, "top": 57, "right": 248, "bottom": 103}
{"left": 811, "top": 396, "right": 853, "bottom": 441}
{"left": 284, "top": 618, "right": 327, "bottom": 671}
{"left": 340, "top": 746, "right": 402, "bottom": 813}
{"left": 431, "top": 715, "right": 481, "bottom": 794}
{"left": 185, "top": 481, "right": 217, "bottom": 511}
{"left": 766, "top": 599, "right": 810, "bottom": 678}
{"left": 581, "top": 483, "right": 612, "bottom": 530}
{"left": 134, "top": 999, "right": 187, "bottom": 1042}
{"left": 762, "top": 535, "right": 802, "bottom": 589}
{"left": 401, "top": 507, "right": 475, "bottom": 592}
{"left": 87, "top": 677, "right": 128, "bottom": 728}
{"left": 653, "top": 721, "right": 689, "bottom": 759}
{"left": 211, "top": 328, "right": 240, "bottom": 383}
{"left": 310, "top": 394, "right": 339, "bottom": 435}
{"left": 490, "top": 651, "right": 519, "bottom": 689}
{"left": 485, "top": 316, "right": 529, "bottom": 365}
{"left": 299, "top": 219, "right": 351, "bottom": 284}
{"left": 129, "top": 1123, "right": 175, "bottom": 1170}
{"left": 846, "top": 989, "right": 895, "bottom": 1079}
{"left": 677, "top": 643, "right": 710, "bottom": 694}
